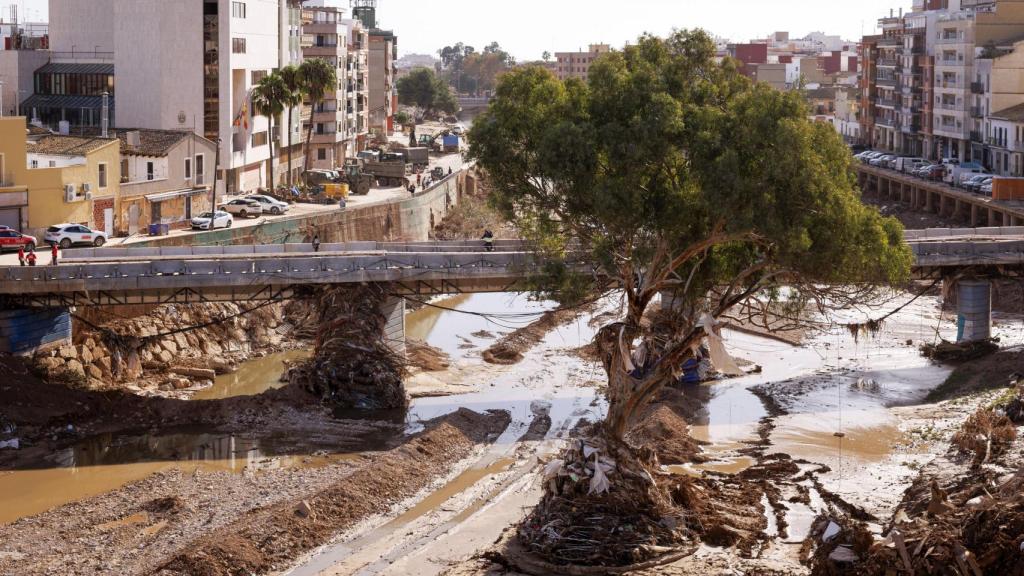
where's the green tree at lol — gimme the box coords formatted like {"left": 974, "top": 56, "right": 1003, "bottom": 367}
{"left": 542, "top": 50, "right": 552, "bottom": 62}
{"left": 250, "top": 71, "right": 289, "bottom": 188}
{"left": 279, "top": 64, "right": 304, "bottom": 187}
{"left": 397, "top": 68, "right": 458, "bottom": 119}
{"left": 468, "top": 30, "right": 911, "bottom": 564}
{"left": 299, "top": 58, "right": 338, "bottom": 172}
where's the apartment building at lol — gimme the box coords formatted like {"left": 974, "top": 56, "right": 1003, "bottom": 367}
{"left": 368, "top": 29, "right": 396, "bottom": 134}
{"left": 555, "top": 44, "right": 610, "bottom": 82}
{"left": 862, "top": 0, "right": 1024, "bottom": 162}
{"left": 43, "top": 0, "right": 304, "bottom": 195}
{"left": 302, "top": 5, "right": 349, "bottom": 172}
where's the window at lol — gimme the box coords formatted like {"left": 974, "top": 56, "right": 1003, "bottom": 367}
{"left": 251, "top": 131, "right": 268, "bottom": 147}
{"left": 98, "top": 163, "right": 107, "bottom": 188}
{"left": 146, "top": 162, "right": 154, "bottom": 181}
{"left": 232, "top": 1, "right": 246, "bottom": 18}
{"left": 120, "top": 159, "right": 129, "bottom": 182}
{"left": 195, "top": 154, "right": 205, "bottom": 185}
{"left": 232, "top": 38, "right": 247, "bottom": 54}
{"left": 49, "top": 161, "right": 56, "bottom": 168}
{"left": 30, "top": 160, "right": 38, "bottom": 168}
{"left": 317, "top": 148, "right": 327, "bottom": 161}
{"left": 185, "top": 157, "right": 192, "bottom": 179}
{"left": 251, "top": 70, "right": 267, "bottom": 85}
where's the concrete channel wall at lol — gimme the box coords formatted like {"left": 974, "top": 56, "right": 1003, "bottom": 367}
{"left": 130, "top": 169, "right": 473, "bottom": 248}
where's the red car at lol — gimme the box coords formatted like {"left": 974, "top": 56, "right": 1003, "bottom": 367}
{"left": 0, "top": 229, "right": 37, "bottom": 253}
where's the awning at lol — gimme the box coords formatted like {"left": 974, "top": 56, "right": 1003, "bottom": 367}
{"left": 20, "top": 93, "right": 115, "bottom": 111}
{"left": 36, "top": 62, "right": 115, "bottom": 75}
{"left": 145, "top": 188, "right": 207, "bottom": 203}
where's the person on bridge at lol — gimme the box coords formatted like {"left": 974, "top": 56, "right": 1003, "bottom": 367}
{"left": 416, "top": 173, "right": 422, "bottom": 188}
{"left": 448, "top": 166, "right": 453, "bottom": 176}
{"left": 312, "top": 234, "right": 321, "bottom": 253}
{"left": 17, "top": 246, "right": 25, "bottom": 266}
{"left": 50, "top": 243, "right": 58, "bottom": 266}
{"left": 26, "top": 248, "right": 36, "bottom": 266}
{"left": 482, "top": 229, "right": 495, "bottom": 252}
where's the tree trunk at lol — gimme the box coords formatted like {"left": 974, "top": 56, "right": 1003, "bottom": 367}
{"left": 287, "top": 106, "right": 294, "bottom": 187}
{"left": 266, "top": 115, "right": 275, "bottom": 190}
{"left": 303, "top": 100, "right": 316, "bottom": 174}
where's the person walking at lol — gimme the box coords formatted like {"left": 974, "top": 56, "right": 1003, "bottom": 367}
{"left": 312, "top": 234, "right": 321, "bottom": 253}
{"left": 482, "top": 229, "right": 494, "bottom": 252}
{"left": 17, "top": 246, "right": 25, "bottom": 266}
{"left": 416, "top": 173, "right": 422, "bottom": 188}
{"left": 26, "top": 248, "right": 37, "bottom": 266}
{"left": 50, "top": 242, "right": 59, "bottom": 266}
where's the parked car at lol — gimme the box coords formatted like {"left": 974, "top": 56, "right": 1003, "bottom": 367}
{"left": 44, "top": 223, "right": 108, "bottom": 248}
{"left": 895, "top": 157, "right": 925, "bottom": 173}
{"left": 871, "top": 154, "right": 896, "bottom": 167}
{"left": 191, "top": 210, "right": 233, "bottom": 230}
{"left": 968, "top": 176, "right": 993, "bottom": 193}
{"left": 245, "top": 194, "right": 290, "bottom": 215}
{"left": 919, "top": 164, "right": 945, "bottom": 181}
{"left": 859, "top": 151, "right": 882, "bottom": 163}
{"left": 0, "top": 229, "right": 37, "bottom": 252}
{"left": 451, "top": 123, "right": 466, "bottom": 136}
{"left": 219, "top": 198, "right": 264, "bottom": 218}
{"left": 980, "top": 182, "right": 994, "bottom": 197}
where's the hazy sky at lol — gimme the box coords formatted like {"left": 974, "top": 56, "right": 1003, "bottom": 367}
{"left": 4, "top": 0, "right": 911, "bottom": 60}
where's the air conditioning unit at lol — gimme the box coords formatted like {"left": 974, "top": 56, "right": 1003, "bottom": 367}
{"left": 84, "top": 191, "right": 93, "bottom": 201}
{"left": 64, "top": 184, "right": 76, "bottom": 203}
{"left": 83, "top": 183, "right": 93, "bottom": 200}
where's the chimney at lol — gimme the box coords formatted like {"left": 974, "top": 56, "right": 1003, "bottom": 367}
{"left": 101, "top": 91, "right": 109, "bottom": 138}
{"left": 126, "top": 130, "right": 140, "bottom": 148}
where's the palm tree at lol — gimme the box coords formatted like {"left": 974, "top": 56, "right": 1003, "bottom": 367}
{"left": 298, "top": 58, "right": 338, "bottom": 173}
{"left": 279, "top": 64, "right": 303, "bottom": 187}
{"left": 251, "top": 72, "right": 289, "bottom": 189}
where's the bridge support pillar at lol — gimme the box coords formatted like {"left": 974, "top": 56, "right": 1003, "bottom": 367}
{"left": 956, "top": 280, "right": 992, "bottom": 344}
{"left": 971, "top": 204, "right": 979, "bottom": 227}
{"left": 925, "top": 191, "right": 933, "bottom": 212}
{"left": 0, "top": 307, "right": 72, "bottom": 355}
{"left": 989, "top": 208, "right": 998, "bottom": 226}
{"left": 381, "top": 295, "right": 407, "bottom": 358}
{"left": 939, "top": 195, "right": 948, "bottom": 217}
{"left": 952, "top": 200, "right": 963, "bottom": 221}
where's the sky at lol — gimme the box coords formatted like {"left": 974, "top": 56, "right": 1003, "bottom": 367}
{"left": 4, "top": 0, "right": 911, "bottom": 61}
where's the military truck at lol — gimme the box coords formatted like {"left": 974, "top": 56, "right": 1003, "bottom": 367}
{"left": 361, "top": 158, "right": 409, "bottom": 188}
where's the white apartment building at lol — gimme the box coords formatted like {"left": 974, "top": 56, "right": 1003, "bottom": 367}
{"left": 47, "top": 0, "right": 303, "bottom": 195}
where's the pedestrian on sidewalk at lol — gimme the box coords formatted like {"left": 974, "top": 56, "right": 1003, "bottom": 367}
{"left": 312, "top": 234, "right": 321, "bottom": 253}
{"left": 50, "top": 243, "right": 59, "bottom": 266}
{"left": 482, "top": 229, "right": 494, "bottom": 252}
{"left": 448, "top": 166, "right": 453, "bottom": 176}
{"left": 17, "top": 246, "right": 25, "bottom": 266}
{"left": 416, "top": 173, "right": 422, "bottom": 188}
{"left": 26, "top": 248, "right": 37, "bottom": 266}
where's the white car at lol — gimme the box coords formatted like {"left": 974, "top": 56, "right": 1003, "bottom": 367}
{"left": 191, "top": 210, "right": 233, "bottom": 230}
{"left": 44, "top": 223, "right": 108, "bottom": 248}
{"left": 219, "top": 198, "right": 264, "bottom": 218}
{"left": 451, "top": 123, "right": 466, "bottom": 135}
{"left": 245, "top": 194, "right": 290, "bottom": 215}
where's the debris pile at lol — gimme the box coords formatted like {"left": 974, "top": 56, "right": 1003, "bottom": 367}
{"left": 517, "top": 432, "right": 692, "bottom": 568}
{"left": 286, "top": 284, "right": 407, "bottom": 410}
{"left": 921, "top": 339, "right": 999, "bottom": 363}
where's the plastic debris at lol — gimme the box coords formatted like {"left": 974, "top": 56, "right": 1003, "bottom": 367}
{"left": 699, "top": 313, "right": 743, "bottom": 376}
{"left": 588, "top": 452, "right": 611, "bottom": 495}
{"left": 0, "top": 438, "right": 19, "bottom": 450}
{"left": 823, "top": 520, "right": 841, "bottom": 543}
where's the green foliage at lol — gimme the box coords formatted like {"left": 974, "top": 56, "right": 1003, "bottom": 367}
{"left": 298, "top": 58, "right": 337, "bottom": 104}
{"left": 394, "top": 110, "right": 412, "bottom": 126}
{"left": 397, "top": 68, "right": 457, "bottom": 116}
{"left": 251, "top": 72, "right": 288, "bottom": 121}
{"left": 439, "top": 41, "right": 513, "bottom": 94}
{"left": 469, "top": 30, "right": 912, "bottom": 320}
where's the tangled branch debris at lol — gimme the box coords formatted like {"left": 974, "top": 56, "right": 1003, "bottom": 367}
{"left": 518, "top": 430, "right": 692, "bottom": 568}
{"left": 921, "top": 339, "right": 1000, "bottom": 363}
{"left": 286, "top": 284, "right": 407, "bottom": 410}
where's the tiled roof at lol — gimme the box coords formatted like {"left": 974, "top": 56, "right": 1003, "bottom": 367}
{"left": 27, "top": 135, "right": 117, "bottom": 156}
{"left": 73, "top": 127, "right": 198, "bottom": 157}
{"left": 991, "top": 103, "right": 1024, "bottom": 123}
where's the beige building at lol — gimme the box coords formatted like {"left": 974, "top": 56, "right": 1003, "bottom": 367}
{"left": 113, "top": 129, "right": 217, "bottom": 235}
{"left": 555, "top": 44, "right": 610, "bottom": 82}
{"left": 368, "top": 29, "right": 396, "bottom": 135}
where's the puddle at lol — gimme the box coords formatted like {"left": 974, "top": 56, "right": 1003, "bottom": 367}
{"left": 0, "top": 431, "right": 358, "bottom": 525}
{"left": 783, "top": 486, "right": 826, "bottom": 542}
{"left": 192, "top": 350, "right": 310, "bottom": 400}
{"left": 772, "top": 410, "right": 906, "bottom": 464}
{"left": 405, "top": 293, "right": 556, "bottom": 360}
{"left": 666, "top": 456, "right": 757, "bottom": 477}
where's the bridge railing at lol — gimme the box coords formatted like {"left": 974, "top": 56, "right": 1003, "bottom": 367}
{"left": 0, "top": 250, "right": 597, "bottom": 294}
{"left": 60, "top": 240, "right": 532, "bottom": 261}
{"left": 904, "top": 227, "right": 1024, "bottom": 241}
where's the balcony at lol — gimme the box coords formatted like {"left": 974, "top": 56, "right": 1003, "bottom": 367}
{"left": 902, "top": 121, "right": 922, "bottom": 134}
{"left": 936, "top": 34, "right": 969, "bottom": 45}
{"left": 937, "top": 58, "right": 967, "bottom": 67}
{"left": 937, "top": 80, "right": 964, "bottom": 90}
{"left": 876, "top": 117, "right": 896, "bottom": 128}
{"left": 876, "top": 97, "right": 898, "bottom": 108}
{"left": 876, "top": 76, "right": 898, "bottom": 87}
{"left": 877, "top": 58, "right": 899, "bottom": 67}
{"left": 971, "top": 81, "right": 985, "bottom": 95}
{"left": 970, "top": 130, "right": 983, "bottom": 142}
{"left": 877, "top": 37, "right": 902, "bottom": 47}
{"left": 970, "top": 106, "right": 985, "bottom": 118}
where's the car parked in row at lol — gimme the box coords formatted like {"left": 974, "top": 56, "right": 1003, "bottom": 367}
{"left": 219, "top": 198, "right": 264, "bottom": 218}
{"left": 191, "top": 210, "right": 233, "bottom": 231}
{"left": 0, "top": 229, "right": 37, "bottom": 252}
{"left": 44, "top": 223, "right": 108, "bottom": 248}
{"left": 245, "top": 194, "right": 290, "bottom": 215}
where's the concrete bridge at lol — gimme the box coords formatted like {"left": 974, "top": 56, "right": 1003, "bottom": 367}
{"left": 2, "top": 231, "right": 1023, "bottom": 355}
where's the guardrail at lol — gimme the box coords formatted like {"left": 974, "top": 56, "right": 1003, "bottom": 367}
{"left": 904, "top": 227, "right": 1024, "bottom": 241}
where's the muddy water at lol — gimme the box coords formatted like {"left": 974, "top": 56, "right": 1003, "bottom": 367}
{"left": 0, "top": 431, "right": 354, "bottom": 525}
{"left": 193, "top": 349, "right": 310, "bottom": 400}
{"left": 405, "top": 293, "right": 555, "bottom": 360}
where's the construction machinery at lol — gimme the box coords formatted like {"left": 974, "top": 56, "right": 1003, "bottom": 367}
{"left": 361, "top": 157, "right": 409, "bottom": 188}
{"left": 340, "top": 161, "right": 373, "bottom": 195}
